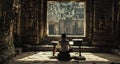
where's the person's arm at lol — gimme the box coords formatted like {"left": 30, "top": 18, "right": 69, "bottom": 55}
{"left": 68, "top": 43, "right": 71, "bottom": 49}
{"left": 66, "top": 40, "right": 71, "bottom": 49}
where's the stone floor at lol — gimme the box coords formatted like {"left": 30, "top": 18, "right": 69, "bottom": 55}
{"left": 8, "top": 51, "right": 120, "bottom": 64}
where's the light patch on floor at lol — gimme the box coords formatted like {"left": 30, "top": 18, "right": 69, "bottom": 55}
{"left": 16, "top": 52, "right": 57, "bottom": 61}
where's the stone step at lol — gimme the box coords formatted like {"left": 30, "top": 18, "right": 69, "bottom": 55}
{"left": 22, "top": 45, "right": 111, "bottom": 53}
{"left": 111, "top": 49, "right": 120, "bottom": 56}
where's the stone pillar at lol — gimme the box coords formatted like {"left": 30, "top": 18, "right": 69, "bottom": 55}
{"left": 12, "top": 0, "right": 22, "bottom": 47}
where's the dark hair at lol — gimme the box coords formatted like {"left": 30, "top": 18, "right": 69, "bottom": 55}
{"left": 62, "top": 34, "right": 66, "bottom": 38}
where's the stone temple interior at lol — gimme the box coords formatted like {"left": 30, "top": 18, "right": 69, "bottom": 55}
{"left": 0, "top": 0, "right": 120, "bottom": 64}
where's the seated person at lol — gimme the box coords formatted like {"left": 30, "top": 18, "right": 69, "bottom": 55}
{"left": 56, "top": 34, "right": 71, "bottom": 61}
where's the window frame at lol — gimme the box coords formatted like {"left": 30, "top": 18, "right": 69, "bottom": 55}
{"left": 47, "top": 1, "right": 86, "bottom": 37}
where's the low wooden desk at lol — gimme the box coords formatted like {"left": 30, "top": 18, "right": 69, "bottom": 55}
{"left": 72, "top": 39, "right": 86, "bottom": 60}
{"left": 72, "top": 39, "right": 83, "bottom": 56}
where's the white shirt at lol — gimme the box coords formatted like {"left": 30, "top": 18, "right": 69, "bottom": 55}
{"left": 57, "top": 38, "right": 70, "bottom": 51}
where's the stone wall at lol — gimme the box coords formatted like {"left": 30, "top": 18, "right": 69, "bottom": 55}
{"left": 21, "top": 0, "right": 46, "bottom": 45}
{"left": 0, "top": 0, "right": 16, "bottom": 63}
{"left": 0, "top": 35, "right": 15, "bottom": 63}
{"left": 20, "top": 0, "right": 120, "bottom": 47}
{"left": 85, "top": 0, "right": 120, "bottom": 48}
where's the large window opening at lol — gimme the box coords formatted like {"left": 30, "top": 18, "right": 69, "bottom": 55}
{"left": 47, "top": 1, "right": 86, "bottom": 37}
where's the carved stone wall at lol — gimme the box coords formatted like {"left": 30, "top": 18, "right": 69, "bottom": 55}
{"left": 20, "top": 0, "right": 47, "bottom": 45}
{"left": 21, "top": 0, "right": 40, "bottom": 45}
{"left": 0, "top": 0, "right": 15, "bottom": 63}
{"left": 92, "top": 0, "right": 113, "bottom": 46}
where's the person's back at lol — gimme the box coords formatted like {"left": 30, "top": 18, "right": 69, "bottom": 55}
{"left": 59, "top": 38, "right": 69, "bottom": 51}
{"left": 57, "top": 34, "right": 71, "bottom": 61}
